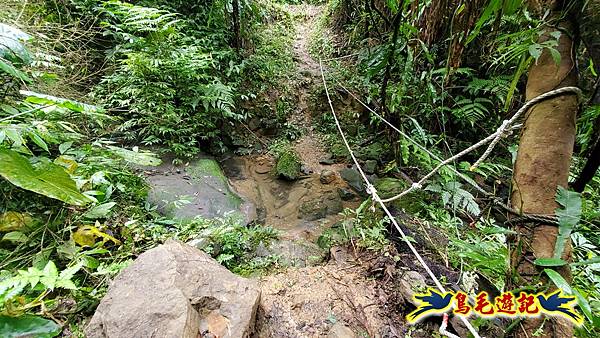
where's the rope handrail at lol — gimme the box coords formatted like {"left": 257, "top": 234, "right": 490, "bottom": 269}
{"left": 319, "top": 59, "right": 483, "bottom": 338}
{"left": 332, "top": 80, "right": 572, "bottom": 223}
{"left": 334, "top": 81, "right": 581, "bottom": 204}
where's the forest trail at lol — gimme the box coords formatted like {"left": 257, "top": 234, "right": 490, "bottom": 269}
{"left": 138, "top": 6, "right": 404, "bottom": 336}
{"left": 240, "top": 5, "right": 404, "bottom": 337}
{"left": 225, "top": 4, "right": 355, "bottom": 243}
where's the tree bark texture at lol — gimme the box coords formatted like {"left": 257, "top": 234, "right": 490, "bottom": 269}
{"left": 508, "top": 14, "right": 579, "bottom": 338}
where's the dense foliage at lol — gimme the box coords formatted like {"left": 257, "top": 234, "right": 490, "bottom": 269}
{"left": 0, "top": 0, "right": 598, "bottom": 337}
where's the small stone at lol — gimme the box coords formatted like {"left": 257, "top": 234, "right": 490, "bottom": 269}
{"left": 320, "top": 170, "right": 336, "bottom": 184}
{"left": 301, "top": 165, "right": 312, "bottom": 175}
{"left": 248, "top": 117, "right": 260, "bottom": 131}
{"left": 339, "top": 168, "right": 364, "bottom": 194}
{"left": 328, "top": 323, "right": 356, "bottom": 338}
{"left": 337, "top": 188, "right": 355, "bottom": 201}
{"left": 398, "top": 270, "right": 427, "bottom": 307}
{"left": 363, "top": 160, "right": 377, "bottom": 174}
{"left": 319, "top": 153, "right": 335, "bottom": 165}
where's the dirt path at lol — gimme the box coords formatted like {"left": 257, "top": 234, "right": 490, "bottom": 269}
{"left": 287, "top": 4, "right": 332, "bottom": 172}
{"left": 225, "top": 4, "right": 354, "bottom": 243}
{"left": 242, "top": 5, "right": 404, "bottom": 338}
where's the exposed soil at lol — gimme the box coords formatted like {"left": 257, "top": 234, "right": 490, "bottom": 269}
{"left": 225, "top": 5, "right": 412, "bottom": 337}
{"left": 254, "top": 249, "right": 397, "bottom": 338}
{"left": 223, "top": 4, "right": 354, "bottom": 242}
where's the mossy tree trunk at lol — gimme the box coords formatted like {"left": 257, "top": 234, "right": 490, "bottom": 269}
{"left": 508, "top": 2, "right": 579, "bottom": 337}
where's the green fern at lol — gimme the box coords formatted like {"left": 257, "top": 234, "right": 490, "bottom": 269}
{"left": 466, "top": 76, "right": 511, "bottom": 104}
{"left": 426, "top": 181, "right": 481, "bottom": 216}
{"left": 452, "top": 97, "right": 493, "bottom": 126}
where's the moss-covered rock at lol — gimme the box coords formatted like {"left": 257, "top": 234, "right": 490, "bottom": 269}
{"left": 357, "top": 141, "right": 386, "bottom": 161}
{"left": 330, "top": 142, "right": 350, "bottom": 159}
{"left": 374, "top": 177, "right": 426, "bottom": 214}
{"left": 275, "top": 150, "right": 302, "bottom": 180}
{"left": 146, "top": 157, "right": 249, "bottom": 222}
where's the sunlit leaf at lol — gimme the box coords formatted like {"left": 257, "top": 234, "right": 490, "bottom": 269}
{"left": 107, "top": 146, "right": 161, "bottom": 166}
{"left": 0, "top": 149, "right": 92, "bottom": 206}
{"left": 0, "top": 212, "right": 32, "bottom": 232}
{"left": 534, "top": 257, "right": 567, "bottom": 267}
{"left": 73, "top": 224, "right": 121, "bottom": 247}
{"left": 544, "top": 269, "right": 572, "bottom": 293}
{"left": 83, "top": 202, "right": 117, "bottom": 219}
{"left": 1, "top": 231, "right": 27, "bottom": 243}
{"left": 554, "top": 187, "right": 581, "bottom": 259}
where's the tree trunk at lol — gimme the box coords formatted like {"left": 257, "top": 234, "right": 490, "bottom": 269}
{"left": 508, "top": 8, "right": 579, "bottom": 338}
{"left": 572, "top": 0, "right": 600, "bottom": 191}
{"left": 231, "top": 0, "right": 241, "bottom": 50}
{"left": 572, "top": 135, "right": 600, "bottom": 192}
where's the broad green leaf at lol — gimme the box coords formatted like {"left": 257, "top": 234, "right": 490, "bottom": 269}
{"left": 58, "top": 141, "right": 73, "bottom": 154}
{"left": 573, "top": 289, "right": 593, "bottom": 323}
{"left": 554, "top": 187, "right": 581, "bottom": 259}
{"left": 0, "top": 149, "right": 92, "bottom": 206}
{"left": 544, "top": 269, "right": 572, "bottom": 293}
{"left": 1, "top": 231, "right": 27, "bottom": 243}
{"left": 0, "top": 23, "right": 32, "bottom": 64}
{"left": 107, "top": 146, "right": 161, "bottom": 166}
{"left": 40, "top": 261, "right": 58, "bottom": 290}
{"left": 28, "top": 131, "right": 49, "bottom": 152}
{"left": 0, "top": 103, "right": 19, "bottom": 115}
{"left": 528, "top": 44, "right": 543, "bottom": 61}
{"left": 58, "top": 263, "right": 82, "bottom": 280}
{"left": 83, "top": 202, "right": 117, "bottom": 219}
{"left": 548, "top": 48, "right": 561, "bottom": 65}
{"left": 0, "top": 315, "right": 60, "bottom": 338}
{"left": 0, "top": 59, "right": 31, "bottom": 83}
{"left": 5, "top": 128, "right": 24, "bottom": 147}
{"left": 534, "top": 257, "right": 568, "bottom": 267}
{"left": 21, "top": 91, "right": 109, "bottom": 118}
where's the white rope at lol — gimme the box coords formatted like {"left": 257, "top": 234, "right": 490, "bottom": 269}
{"left": 335, "top": 82, "right": 492, "bottom": 197}
{"left": 335, "top": 82, "right": 582, "bottom": 203}
{"left": 470, "top": 86, "right": 582, "bottom": 170}
{"left": 440, "top": 313, "right": 461, "bottom": 338}
{"left": 319, "top": 59, "right": 482, "bottom": 338}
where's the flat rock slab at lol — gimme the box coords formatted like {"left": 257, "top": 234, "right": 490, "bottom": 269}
{"left": 86, "top": 240, "right": 260, "bottom": 338}
{"left": 145, "top": 157, "right": 255, "bottom": 223}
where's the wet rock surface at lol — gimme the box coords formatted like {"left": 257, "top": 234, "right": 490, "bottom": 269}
{"left": 86, "top": 240, "right": 260, "bottom": 338}
{"left": 223, "top": 155, "right": 358, "bottom": 241}
{"left": 320, "top": 169, "right": 336, "bottom": 184}
{"left": 144, "top": 155, "right": 256, "bottom": 224}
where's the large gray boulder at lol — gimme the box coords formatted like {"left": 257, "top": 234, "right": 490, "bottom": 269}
{"left": 86, "top": 240, "right": 260, "bottom": 338}
{"left": 145, "top": 157, "right": 256, "bottom": 223}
